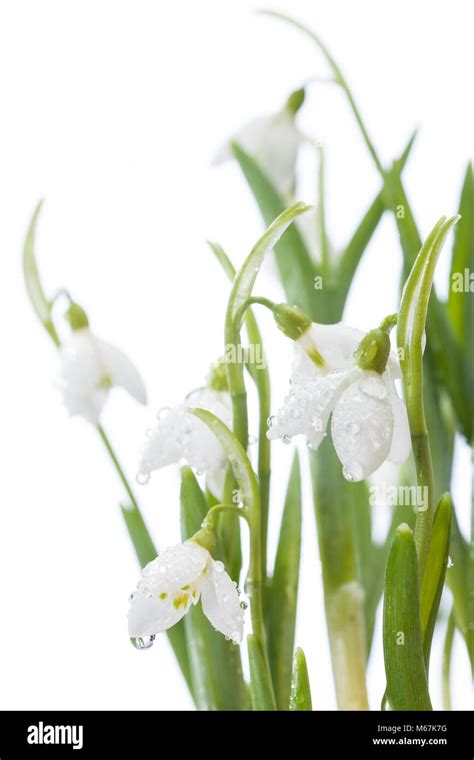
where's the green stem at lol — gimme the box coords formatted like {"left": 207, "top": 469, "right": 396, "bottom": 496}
{"left": 97, "top": 424, "right": 141, "bottom": 512}
{"left": 317, "top": 146, "right": 331, "bottom": 278}
{"left": 262, "top": 11, "right": 384, "bottom": 175}
{"left": 442, "top": 610, "right": 455, "bottom": 710}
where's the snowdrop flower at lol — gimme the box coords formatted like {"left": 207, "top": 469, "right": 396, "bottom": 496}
{"left": 58, "top": 304, "right": 146, "bottom": 425}
{"left": 212, "top": 87, "right": 305, "bottom": 197}
{"left": 128, "top": 541, "right": 244, "bottom": 644}
{"left": 267, "top": 313, "right": 411, "bottom": 482}
{"left": 138, "top": 365, "right": 231, "bottom": 496}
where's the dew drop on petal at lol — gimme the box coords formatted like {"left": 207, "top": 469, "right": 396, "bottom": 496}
{"left": 267, "top": 415, "right": 276, "bottom": 428}
{"left": 131, "top": 635, "right": 155, "bottom": 650}
{"left": 282, "top": 434, "right": 292, "bottom": 445}
{"left": 136, "top": 472, "right": 150, "bottom": 486}
{"left": 342, "top": 462, "right": 364, "bottom": 482}
{"left": 156, "top": 406, "right": 172, "bottom": 420}
{"left": 345, "top": 422, "right": 360, "bottom": 436}
{"left": 240, "top": 601, "right": 248, "bottom": 610}
{"left": 214, "top": 560, "right": 225, "bottom": 573}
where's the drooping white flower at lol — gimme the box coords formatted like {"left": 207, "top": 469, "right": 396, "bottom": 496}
{"left": 138, "top": 386, "right": 232, "bottom": 496}
{"left": 212, "top": 88, "right": 305, "bottom": 197}
{"left": 128, "top": 542, "right": 244, "bottom": 644}
{"left": 267, "top": 322, "right": 411, "bottom": 482}
{"left": 58, "top": 327, "right": 147, "bottom": 425}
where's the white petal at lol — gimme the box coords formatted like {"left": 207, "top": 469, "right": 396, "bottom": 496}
{"left": 138, "top": 388, "right": 231, "bottom": 480}
{"left": 201, "top": 561, "right": 244, "bottom": 643}
{"left": 386, "top": 381, "right": 412, "bottom": 465}
{"left": 212, "top": 111, "right": 301, "bottom": 196}
{"left": 128, "top": 590, "right": 188, "bottom": 637}
{"left": 58, "top": 329, "right": 109, "bottom": 423}
{"left": 331, "top": 372, "right": 394, "bottom": 481}
{"left": 98, "top": 339, "right": 147, "bottom": 405}
{"left": 292, "top": 323, "right": 363, "bottom": 384}
{"left": 267, "top": 370, "right": 352, "bottom": 451}
{"left": 128, "top": 542, "right": 210, "bottom": 637}
{"left": 212, "top": 115, "right": 271, "bottom": 166}
{"left": 255, "top": 111, "right": 301, "bottom": 196}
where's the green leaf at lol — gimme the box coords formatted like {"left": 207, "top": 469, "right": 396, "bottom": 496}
{"left": 384, "top": 167, "right": 473, "bottom": 442}
{"left": 120, "top": 503, "right": 157, "bottom": 567}
{"left": 383, "top": 523, "right": 432, "bottom": 710}
{"left": 179, "top": 467, "right": 249, "bottom": 711}
{"left": 248, "top": 634, "right": 276, "bottom": 710}
{"left": 448, "top": 162, "right": 474, "bottom": 357}
{"left": 209, "top": 240, "right": 272, "bottom": 574}
{"left": 336, "top": 131, "right": 417, "bottom": 314}
{"left": 289, "top": 648, "right": 313, "bottom": 711}
{"left": 231, "top": 143, "right": 319, "bottom": 319}
{"left": 23, "top": 201, "right": 60, "bottom": 346}
{"left": 267, "top": 452, "right": 302, "bottom": 709}
{"left": 310, "top": 438, "right": 368, "bottom": 710}
{"left": 120, "top": 502, "right": 193, "bottom": 697}
{"left": 227, "top": 198, "right": 312, "bottom": 329}
{"left": 420, "top": 493, "right": 452, "bottom": 667}
{"left": 442, "top": 609, "right": 455, "bottom": 710}
{"left": 190, "top": 409, "right": 259, "bottom": 511}
{"left": 397, "top": 215, "right": 460, "bottom": 574}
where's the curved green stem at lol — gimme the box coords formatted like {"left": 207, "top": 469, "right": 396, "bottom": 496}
{"left": 261, "top": 11, "right": 384, "bottom": 175}
{"left": 202, "top": 503, "right": 250, "bottom": 530}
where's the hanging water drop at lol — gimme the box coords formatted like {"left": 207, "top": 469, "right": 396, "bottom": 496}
{"left": 267, "top": 415, "right": 276, "bottom": 428}
{"left": 131, "top": 635, "right": 155, "bottom": 651}
{"left": 282, "top": 434, "right": 292, "bottom": 445}
{"left": 136, "top": 472, "right": 150, "bottom": 486}
{"left": 214, "top": 560, "right": 224, "bottom": 573}
{"left": 156, "top": 406, "right": 172, "bottom": 420}
{"left": 240, "top": 601, "right": 248, "bottom": 610}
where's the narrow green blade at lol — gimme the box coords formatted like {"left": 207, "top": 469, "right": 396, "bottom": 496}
{"left": 383, "top": 523, "right": 432, "bottom": 710}
{"left": 23, "top": 201, "right": 60, "bottom": 346}
{"left": 267, "top": 452, "right": 302, "bottom": 709}
{"left": 420, "top": 493, "right": 452, "bottom": 666}
{"left": 289, "top": 648, "right": 313, "bottom": 711}
{"left": 448, "top": 163, "right": 474, "bottom": 360}
{"left": 180, "top": 467, "right": 249, "bottom": 711}
{"left": 248, "top": 634, "right": 276, "bottom": 710}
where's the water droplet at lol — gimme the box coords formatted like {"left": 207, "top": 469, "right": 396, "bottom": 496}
{"left": 145, "top": 427, "right": 155, "bottom": 439}
{"left": 156, "top": 406, "right": 172, "bottom": 420}
{"left": 342, "top": 462, "right": 363, "bottom": 482}
{"left": 447, "top": 556, "right": 454, "bottom": 569}
{"left": 128, "top": 593, "right": 135, "bottom": 603}
{"left": 267, "top": 415, "right": 276, "bottom": 428}
{"left": 136, "top": 472, "right": 150, "bottom": 486}
{"left": 282, "top": 434, "right": 292, "bottom": 445}
{"left": 131, "top": 635, "right": 155, "bottom": 650}
{"left": 231, "top": 632, "right": 241, "bottom": 644}
{"left": 185, "top": 387, "right": 204, "bottom": 401}
{"left": 240, "top": 601, "right": 248, "bottom": 610}
{"left": 214, "top": 561, "right": 225, "bottom": 573}
{"left": 195, "top": 469, "right": 203, "bottom": 476}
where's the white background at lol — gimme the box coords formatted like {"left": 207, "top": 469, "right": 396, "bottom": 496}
{"left": 0, "top": 0, "right": 472, "bottom": 710}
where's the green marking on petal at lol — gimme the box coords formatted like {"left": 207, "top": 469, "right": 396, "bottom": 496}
{"left": 159, "top": 592, "right": 167, "bottom": 600}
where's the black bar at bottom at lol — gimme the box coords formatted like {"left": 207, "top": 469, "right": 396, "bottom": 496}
{"left": 0, "top": 710, "right": 472, "bottom": 757}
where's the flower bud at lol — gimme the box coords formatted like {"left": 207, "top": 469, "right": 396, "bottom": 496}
{"left": 66, "top": 302, "right": 89, "bottom": 331}
{"left": 286, "top": 87, "right": 305, "bottom": 115}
